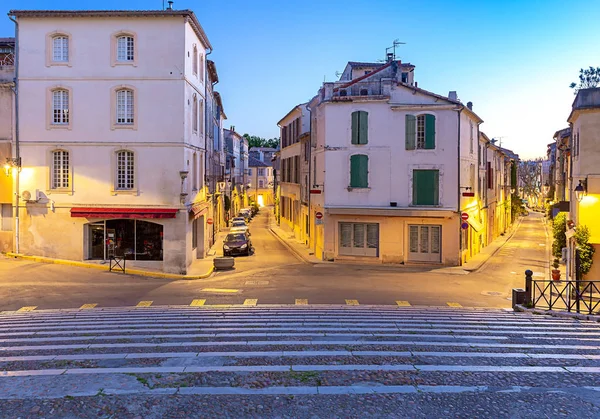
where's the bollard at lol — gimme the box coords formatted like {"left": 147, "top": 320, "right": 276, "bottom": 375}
{"left": 524, "top": 269, "right": 533, "bottom": 306}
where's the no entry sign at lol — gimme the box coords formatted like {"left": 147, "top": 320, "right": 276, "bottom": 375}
{"left": 315, "top": 212, "right": 323, "bottom": 220}
{"left": 461, "top": 212, "right": 469, "bottom": 221}
{"left": 207, "top": 217, "right": 213, "bottom": 225}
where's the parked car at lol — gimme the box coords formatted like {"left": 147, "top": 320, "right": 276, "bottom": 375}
{"left": 238, "top": 209, "right": 252, "bottom": 222}
{"left": 231, "top": 217, "right": 246, "bottom": 224}
{"left": 223, "top": 232, "right": 252, "bottom": 256}
{"left": 230, "top": 220, "right": 250, "bottom": 235}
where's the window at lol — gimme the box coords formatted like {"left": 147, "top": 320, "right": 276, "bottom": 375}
{"left": 339, "top": 90, "right": 347, "bottom": 97}
{"left": 248, "top": 168, "right": 252, "bottom": 176}
{"left": 470, "top": 122, "right": 474, "bottom": 154}
{"left": 199, "top": 100, "right": 204, "bottom": 134}
{"left": 192, "top": 45, "right": 198, "bottom": 76}
{"left": 350, "top": 154, "right": 368, "bottom": 188}
{"left": 401, "top": 72, "right": 408, "bottom": 83}
{"left": 351, "top": 111, "right": 368, "bottom": 144}
{"left": 51, "top": 150, "right": 70, "bottom": 189}
{"left": 116, "top": 89, "right": 134, "bottom": 124}
{"left": 0, "top": 204, "right": 12, "bottom": 232}
{"left": 339, "top": 222, "right": 379, "bottom": 257}
{"left": 117, "top": 36, "right": 134, "bottom": 62}
{"left": 360, "top": 89, "right": 368, "bottom": 96}
{"left": 192, "top": 152, "right": 198, "bottom": 190}
{"left": 259, "top": 179, "right": 264, "bottom": 188}
{"left": 199, "top": 54, "right": 205, "bottom": 81}
{"left": 52, "top": 89, "right": 69, "bottom": 125}
{"left": 258, "top": 168, "right": 265, "bottom": 176}
{"left": 408, "top": 225, "right": 441, "bottom": 262}
{"left": 52, "top": 36, "right": 68, "bottom": 62}
{"left": 406, "top": 114, "right": 435, "bottom": 150}
{"left": 116, "top": 150, "right": 135, "bottom": 190}
{"left": 192, "top": 218, "right": 198, "bottom": 249}
{"left": 412, "top": 169, "right": 439, "bottom": 206}
{"left": 192, "top": 94, "right": 198, "bottom": 133}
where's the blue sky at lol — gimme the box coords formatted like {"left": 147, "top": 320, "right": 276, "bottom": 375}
{"left": 2, "top": 0, "right": 598, "bottom": 159}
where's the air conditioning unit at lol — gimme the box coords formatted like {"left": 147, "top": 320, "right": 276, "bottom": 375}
{"left": 21, "top": 189, "right": 41, "bottom": 202}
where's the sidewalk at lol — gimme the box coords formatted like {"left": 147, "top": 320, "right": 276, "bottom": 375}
{"left": 186, "top": 229, "right": 229, "bottom": 276}
{"left": 269, "top": 216, "right": 525, "bottom": 274}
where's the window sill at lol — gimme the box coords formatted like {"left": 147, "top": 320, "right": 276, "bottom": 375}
{"left": 112, "top": 61, "right": 137, "bottom": 67}
{"left": 111, "top": 124, "right": 137, "bottom": 131}
{"left": 347, "top": 187, "right": 371, "bottom": 192}
{"left": 47, "top": 189, "right": 72, "bottom": 195}
{"left": 111, "top": 189, "right": 139, "bottom": 196}
{"left": 47, "top": 61, "right": 72, "bottom": 67}
{"left": 48, "top": 124, "right": 72, "bottom": 130}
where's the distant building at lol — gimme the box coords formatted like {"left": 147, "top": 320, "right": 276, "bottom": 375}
{"left": 0, "top": 37, "right": 15, "bottom": 252}
{"left": 247, "top": 156, "right": 273, "bottom": 207}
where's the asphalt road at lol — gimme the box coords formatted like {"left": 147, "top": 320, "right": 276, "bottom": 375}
{"left": 0, "top": 212, "right": 549, "bottom": 311}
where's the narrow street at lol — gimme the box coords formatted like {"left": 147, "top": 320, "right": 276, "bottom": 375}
{"left": 0, "top": 213, "right": 550, "bottom": 310}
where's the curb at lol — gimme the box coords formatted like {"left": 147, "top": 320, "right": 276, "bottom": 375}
{"left": 514, "top": 304, "right": 600, "bottom": 322}
{"left": 3, "top": 252, "right": 214, "bottom": 280}
{"left": 267, "top": 227, "right": 313, "bottom": 265}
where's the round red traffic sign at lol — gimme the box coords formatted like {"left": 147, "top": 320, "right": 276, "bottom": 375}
{"left": 461, "top": 212, "right": 469, "bottom": 221}
{"left": 207, "top": 217, "right": 213, "bottom": 225}
{"left": 315, "top": 212, "right": 323, "bottom": 220}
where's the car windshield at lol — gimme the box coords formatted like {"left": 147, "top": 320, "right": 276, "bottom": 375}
{"left": 232, "top": 221, "right": 246, "bottom": 227}
{"left": 226, "top": 233, "right": 246, "bottom": 242}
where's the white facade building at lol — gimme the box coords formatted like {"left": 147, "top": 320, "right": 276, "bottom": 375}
{"left": 8, "top": 9, "right": 216, "bottom": 273}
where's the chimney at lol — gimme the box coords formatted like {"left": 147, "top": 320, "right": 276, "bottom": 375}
{"left": 230, "top": 125, "right": 235, "bottom": 132}
{"left": 167, "top": 0, "right": 174, "bottom": 10}
{"left": 448, "top": 91, "right": 458, "bottom": 101}
{"left": 415, "top": 81, "right": 418, "bottom": 88}
{"left": 386, "top": 52, "right": 394, "bottom": 63}
{"left": 467, "top": 101, "right": 473, "bottom": 110}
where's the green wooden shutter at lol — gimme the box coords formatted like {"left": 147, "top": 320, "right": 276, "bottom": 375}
{"left": 350, "top": 154, "right": 368, "bottom": 188}
{"left": 351, "top": 111, "right": 359, "bottom": 144}
{"left": 412, "top": 170, "right": 439, "bottom": 205}
{"left": 359, "top": 111, "right": 368, "bottom": 144}
{"left": 405, "top": 115, "right": 416, "bottom": 150}
{"left": 425, "top": 114, "right": 436, "bottom": 149}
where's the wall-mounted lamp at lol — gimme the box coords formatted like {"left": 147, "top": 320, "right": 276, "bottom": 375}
{"left": 575, "top": 179, "right": 587, "bottom": 202}
{"left": 4, "top": 157, "right": 21, "bottom": 177}
{"left": 542, "top": 181, "right": 550, "bottom": 196}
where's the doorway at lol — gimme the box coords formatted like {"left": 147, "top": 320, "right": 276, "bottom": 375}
{"left": 408, "top": 224, "right": 442, "bottom": 262}
{"left": 89, "top": 222, "right": 105, "bottom": 260}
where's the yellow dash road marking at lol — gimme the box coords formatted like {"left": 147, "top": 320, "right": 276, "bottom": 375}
{"left": 80, "top": 304, "right": 97, "bottom": 309}
{"left": 201, "top": 288, "right": 240, "bottom": 293}
{"left": 447, "top": 302, "right": 463, "bottom": 308}
{"left": 190, "top": 299, "right": 206, "bottom": 307}
{"left": 136, "top": 301, "right": 153, "bottom": 307}
{"left": 396, "top": 301, "right": 411, "bottom": 307}
{"left": 17, "top": 306, "right": 37, "bottom": 312}
{"left": 345, "top": 299, "right": 359, "bottom": 306}
{"left": 295, "top": 299, "right": 308, "bottom": 305}
{"left": 243, "top": 299, "right": 258, "bottom": 306}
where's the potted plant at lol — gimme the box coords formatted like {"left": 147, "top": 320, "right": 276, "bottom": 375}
{"left": 551, "top": 258, "right": 561, "bottom": 281}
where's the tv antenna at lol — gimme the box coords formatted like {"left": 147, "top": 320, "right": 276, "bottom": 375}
{"left": 492, "top": 136, "right": 507, "bottom": 147}
{"left": 387, "top": 39, "right": 406, "bottom": 60}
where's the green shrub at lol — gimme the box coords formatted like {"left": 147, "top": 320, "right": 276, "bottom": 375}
{"left": 575, "top": 225, "right": 595, "bottom": 277}
{"left": 552, "top": 213, "right": 567, "bottom": 258}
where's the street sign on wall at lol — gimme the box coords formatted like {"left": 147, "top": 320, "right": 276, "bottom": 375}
{"left": 461, "top": 212, "right": 469, "bottom": 221}
{"left": 461, "top": 222, "right": 469, "bottom": 230}
{"left": 315, "top": 212, "right": 323, "bottom": 220}
{"left": 207, "top": 218, "right": 213, "bottom": 225}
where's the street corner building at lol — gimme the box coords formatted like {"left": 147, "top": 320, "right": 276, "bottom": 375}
{"left": 275, "top": 58, "right": 518, "bottom": 266}
{"left": 1, "top": 9, "right": 229, "bottom": 274}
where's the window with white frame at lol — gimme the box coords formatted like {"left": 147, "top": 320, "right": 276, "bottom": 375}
{"left": 52, "top": 89, "right": 69, "bottom": 125}
{"left": 116, "top": 150, "right": 135, "bottom": 190}
{"left": 51, "top": 150, "right": 70, "bottom": 189}
{"left": 116, "top": 36, "right": 134, "bottom": 62}
{"left": 192, "top": 94, "right": 198, "bottom": 133}
{"left": 52, "top": 36, "right": 69, "bottom": 62}
{"left": 192, "top": 45, "right": 198, "bottom": 76}
{"left": 116, "top": 89, "right": 134, "bottom": 124}
{"left": 258, "top": 168, "right": 265, "bottom": 176}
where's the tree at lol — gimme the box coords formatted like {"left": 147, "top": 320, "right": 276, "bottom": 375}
{"left": 575, "top": 225, "right": 595, "bottom": 277}
{"left": 518, "top": 159, "right": 543, "bottom": 206}
{"left": 570, "top": 66, "right": 600, "bottom": 94}
{"left": 243, "top": 134, "right": 280, "bottom": 149}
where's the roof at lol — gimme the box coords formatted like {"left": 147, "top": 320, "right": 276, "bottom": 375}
{"left": 0, "top": 37, "right": 15, "bottom": 45}
{"left": 347, "top": 61, "right": 415, "bottom": 69}
{"left": 497, "top": 146, "right": 519, "bottom": 160}
{"left": 213, "top": 91, "right": 226, "bottom": 119}
{"left": 277, "top": 103, "right": 307, "bottom": 126}
{"left": 335, "top": 61, "right": 394, "bottom": 92}
{"left": 250, "top": 147, "right": 277, "bottom": 152}
{"left": 8, "top": 9, "right": 212, "bottom": 50}
{"left": 207, "top": 60, "right": 219, "bottom": 84}
{"left": 248, "top": 155, "right": 268, "bottom": 168}
{"left": 553, "top": 127, "right": 571, "bottom": 139}
{"left": 568, "top": 87, "right": 600, "bottom": 122}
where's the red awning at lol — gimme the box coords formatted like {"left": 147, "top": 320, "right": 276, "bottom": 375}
{"left": 190, "top": 202, "right": 209, "bottom": 218}
{"left": 70, "top": 208, "right": 179, "bottom": 219}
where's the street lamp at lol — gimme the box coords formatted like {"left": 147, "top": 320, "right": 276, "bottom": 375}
{"left": 3, "top": 157, "right": 21, "bottom": 177}
{"left": 575, "top": 179, "right": 587, "bottom": 202}
{"left": 542, "top": 181, "right": 550, "bottom": 196}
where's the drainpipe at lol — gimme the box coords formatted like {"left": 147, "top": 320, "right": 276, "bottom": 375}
{"left": 456, "top": 106, "right": 463, "bottom": 264}
{"left": 9, "top": 15, "right": 20, "bottom": 254}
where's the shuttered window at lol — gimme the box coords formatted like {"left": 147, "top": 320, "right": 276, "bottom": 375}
{"left": 350, "top": 154, "right": 368, "bottom": 188}
{"left": 412, "top": 169, "right": 439, "bottom": 206}
{"left": 406, "top": 114, "right": 435, "bottom": 150}
{"left": 339, "top": 222, "right": 379, "bottom": 257}
{"left": 351, "top": 111, "right": 368, "bottom": 145}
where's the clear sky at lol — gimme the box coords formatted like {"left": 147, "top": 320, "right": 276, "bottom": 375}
{"left": 2, "top": 0, "right": 598, "bottom": 159}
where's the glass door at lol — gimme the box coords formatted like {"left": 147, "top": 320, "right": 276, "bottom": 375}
{"left": 89, "top": 223, "right": 105, "bottom": 260}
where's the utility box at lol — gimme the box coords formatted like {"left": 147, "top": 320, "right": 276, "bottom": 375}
{"left": 512, "top": 288, "right": 526, "bottom": 309}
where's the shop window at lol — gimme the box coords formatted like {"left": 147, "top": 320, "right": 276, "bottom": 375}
{"left": 93, "top": 220, "right": 163, "bottom": 261}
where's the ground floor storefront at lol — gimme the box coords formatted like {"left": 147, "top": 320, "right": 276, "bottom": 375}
{"left": 312, "top": 208, "right": 461, "bottom": 265}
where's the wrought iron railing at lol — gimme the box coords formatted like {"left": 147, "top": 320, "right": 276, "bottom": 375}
{"left": 526, "top": 275, "right": 600, "bottom": 314}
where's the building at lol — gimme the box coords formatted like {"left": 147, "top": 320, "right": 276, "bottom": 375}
{"left": 247, "top": 156, "right": 273, "bottom": 207}
{"left": 566, "top": 87, "right": 600, "bottom": 279}
{"left": 0, "top": 37, "right": 15, "bottom": 252}
{"left": 224, "top": 127, "right": 248, "bottom": 220}
{"left": 7, "top": 9, "right": 220, "bottom": 274}
{"left": 307, "top": 58, "right": 484, "bottom": 265}
{"left": 249, "top": 147, "right": 276, "bottom": 164}
{"left": 277, "top": 103, "right": 310, "bottom": 243}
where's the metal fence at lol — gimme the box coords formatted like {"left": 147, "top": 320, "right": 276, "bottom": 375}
{"left": 525, "top": 271, "right": 600, "bottom": 314}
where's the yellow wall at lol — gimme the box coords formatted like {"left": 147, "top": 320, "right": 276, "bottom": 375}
{"left": 577, "top": 193, "right": 600, "bottom": 244}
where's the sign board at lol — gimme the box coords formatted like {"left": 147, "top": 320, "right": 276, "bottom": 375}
{"left": 462, "top": 192, "right": 475, "bottom": 197}
{"left": 315, "top": 211, "right": 323, "bottom": 220}
{"left": 315, "top": 219, "right": 324, "bottom": 225}
{"left": 310, "top": 189, "right": 322, "bottom": 194}
{"left": 207, "top": 217, "right": 213, "bottom": 225}
{"left": 461, "top": 222, "right": 469, "bottom": 230}
{"left": 461, "top": 212, "right": 469, "bottom": 221}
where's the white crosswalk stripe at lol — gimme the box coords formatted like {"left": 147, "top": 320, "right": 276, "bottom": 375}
{"left": 0, "top": 306, "right": 599, "bottom": 402}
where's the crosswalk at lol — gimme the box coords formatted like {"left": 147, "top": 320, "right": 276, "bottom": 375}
{"left": 0, "top": 305, "right": 599, "bottom": 406}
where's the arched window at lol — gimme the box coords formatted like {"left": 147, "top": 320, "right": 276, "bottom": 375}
{"left": 116, "top": 89, "right": 134, "bottom": 124}
{"left": 52, "top": 89, "right": 69, "bottom": 125}
{"left": 116, "top": 150, "right": 135, "bottom": 190}
{"left": 339, "top": 89, "right": 347, "bottom": 97}
{"left": 192, "top": 93, "right": 198, "bottom": 133}
{"left": 192, "top": 45, "right": 198, "bottom": 76}
{"left": 360, "top": 89, "right": 369, "bottom": 96}
{"left": 51, "top": 150, "right": 70, "bottom": 189}
{"left": 116, "top": 35, "right": 134, "bottom": 62}
{"left": 350, "top": 154, "right": 368, "bottom": 188}
{"left": 52, "top": 35, "right": 69, "bottom": 62}
{"left": 405, "top": 114, "right": 436, "bottom": 150}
